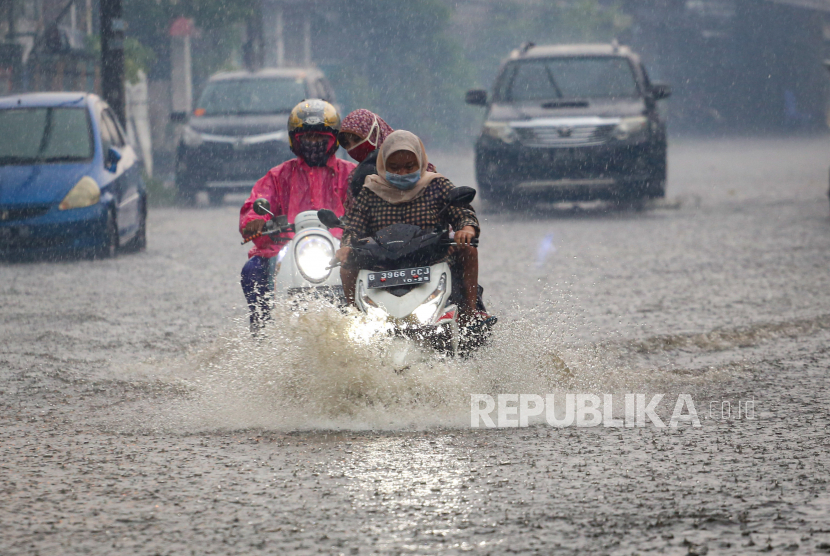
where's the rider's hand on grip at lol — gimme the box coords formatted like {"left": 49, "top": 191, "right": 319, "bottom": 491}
{"left": 243, "top": 219, "right": 266, "bottom": 237}
{"left": 454, "top": 226, "right": 476, "bottom": 246}
{"left": 241, "top": 219, "right": 266, "bottom": 244}
{"left": 335, "top": 246, "right": 352, "bottom": 263}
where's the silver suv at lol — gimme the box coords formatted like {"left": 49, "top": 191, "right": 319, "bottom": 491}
{"left": 466, "top": 43, "right": 671, "bottom": 207}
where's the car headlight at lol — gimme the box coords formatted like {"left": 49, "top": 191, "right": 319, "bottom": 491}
{"left": 482, "top": 122, "right": 518, "bottom": 144}
{"left": 614, "top": 116, "right": 649, "bottom": 140}
{"left": 294, "top": 234, "right": 334, "bottom": 284}
{"left": 59, "top": 176, "right": 100, "bottom": 210}
{"left": 412, "top": 273, "right": 447, "bottom": 325}
{"left": 181, "top": 126, "right": 203, "bottom": 148}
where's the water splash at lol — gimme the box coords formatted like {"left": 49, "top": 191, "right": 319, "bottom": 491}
{"left": 126, "top": 290, "right": 741, "bottom": 433}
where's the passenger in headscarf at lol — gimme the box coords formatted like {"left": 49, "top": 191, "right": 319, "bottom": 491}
{"left": 336, "top": 130, "right": 493, "bottom": 328}
{"left": 339, "top": 109, "right": 395, "bottom": 164}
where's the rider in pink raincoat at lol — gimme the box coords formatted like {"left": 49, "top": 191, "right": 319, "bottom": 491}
{"left": 239, "top": 99, "right": 355, "bottom": 330}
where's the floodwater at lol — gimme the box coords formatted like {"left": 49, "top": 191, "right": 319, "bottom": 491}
{"left": 2, "top": 137, "right": 830, "bottom": 554}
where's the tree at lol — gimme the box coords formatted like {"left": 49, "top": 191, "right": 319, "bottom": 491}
{"left": 466, "top": 0, "right": 633, "bottom": 87}
{"left": 318, "top": 0, "right": 479, "bottom": 145}
{"left": 123, "top": 0, "right": 255, "bottom": 83}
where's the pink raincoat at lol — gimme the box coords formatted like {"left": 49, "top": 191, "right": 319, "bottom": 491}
{"left": 240, "top": 156, "right": 356, "bottom": 259}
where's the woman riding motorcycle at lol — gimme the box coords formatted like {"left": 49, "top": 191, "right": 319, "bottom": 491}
{"left": 336, "top": 130, "right": 492, "bottom": 328}
{"left": 239, "top": 99, "right": 355, "bottom": 330}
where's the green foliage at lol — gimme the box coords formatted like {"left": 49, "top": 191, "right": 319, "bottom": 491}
{"left": 467, "top": 0, "right": 633, "bottom": 86}
{"left": 124, "top": 38, "right": 157, "bottom": 84}
{"left": 115, "top": 0, "right": 632, "bottom": 146}
{"left": 83, "top": 35, "right": 156, "bottom": 84}
{"left": 323, "top": 0, "right": 480, "bottom": 146}
{"left": 322, "top": 0, "right": 631, "bottom": 146}
{"left": 124, "top": 0, "right": 255, "bottom": 82}
{"left": 144, "top": 171, "right": 176, "bottom": 207}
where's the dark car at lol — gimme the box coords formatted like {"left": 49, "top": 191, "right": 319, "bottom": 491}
{"left": 0, "top": 92, "right": 147, "bottom": 258}
{"left": 173, "top": 68, "right": 337, "bottom": 205}
{"left": 466, "top": 43, "right": 671, "bottom": 207}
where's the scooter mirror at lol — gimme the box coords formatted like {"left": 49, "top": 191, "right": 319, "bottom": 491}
{"left": 253, "top": 198, "right": 272, "bottom": 216}
{"left": 317, "top": 209, "right": 343, "bottom": 229}
{"left": 272, "top": 215, "right": 289, "bottom": 228}
{"left": 447, "top": 186, "right": 476, "bottom": 207}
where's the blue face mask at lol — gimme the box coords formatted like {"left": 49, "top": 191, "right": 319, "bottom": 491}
{"left": 385, "top": 170, "right": 421, "bottom": 190}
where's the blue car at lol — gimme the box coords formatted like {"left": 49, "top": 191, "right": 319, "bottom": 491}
{"left": 0, "top": 92, "right": 147, "bottom": 258}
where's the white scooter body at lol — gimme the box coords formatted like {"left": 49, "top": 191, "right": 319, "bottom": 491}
{"left": 354, "top": 261, "right": 459, "bottom": 364}
{"left": 354, "top": 261, "right": 457, "bottom": 326}
{"left": 271, "top": 210, "right": 342, "bottom": 295}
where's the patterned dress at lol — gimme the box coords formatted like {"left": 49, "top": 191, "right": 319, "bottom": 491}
{"left": 340, "top": 177, "right": 479, "bottom": 248}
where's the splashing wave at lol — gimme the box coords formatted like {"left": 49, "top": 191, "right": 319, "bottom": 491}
{"left": 140, "top": 298, "right": 738, "bottom": 432}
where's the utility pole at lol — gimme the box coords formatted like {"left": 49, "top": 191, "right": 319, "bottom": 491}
{"left": 6, "top": 0, "right": 17, "bottom": 41}
{"left": 100, "top": 0, "right": 125, "bottom": 124}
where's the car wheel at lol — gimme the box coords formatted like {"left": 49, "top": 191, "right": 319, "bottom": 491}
{"left": 94, "top": 209, "right": 118, "bottom": 259}
{"left": 479, "top": 183, "right": 528, "bottom": 213}
{"left": 479, "top": 189, "right": 509, "bottom": 213}
{"left": 175, "top": 179, "right": 197, "bottom": 205}
{"left": 645, "top": 180, "right": 666, "bottom": 199}
{"left": 124, "top": 197, "right": 147, "bottom": 252}
{"left": 176, "top": 187, "right": 196, "bottom": 205}
{"left": 175, "top": 169, "right": 198, "bottom": 205}
{"left": 614, "top": 181, "right": 652, "bottom": 202}
{"left": 208, "top": 190, "right": 225, "bottom": 206}
{"left": 476, "top": 179, "right": 501, "bottom": 212}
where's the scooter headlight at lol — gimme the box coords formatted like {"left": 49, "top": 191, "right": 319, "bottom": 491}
{"left": 412, "top": 273, "right": 447, "bottom": 325}
{"left": 294, "top": 234, "right": 334, "bottom": 284}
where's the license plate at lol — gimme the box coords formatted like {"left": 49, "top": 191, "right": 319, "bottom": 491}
{"left": 367, "top": 267, "right": 431, "bottom": 289}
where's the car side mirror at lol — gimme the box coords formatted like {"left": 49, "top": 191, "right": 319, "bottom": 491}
{"left": 824, "top": 60, "right": 830, "bottom": 75}
{"left": 252, "top": 198, "right": 273, "bottom": 216}
{"left": 317, "top": 209, "right": 343, "bottom": 229}
{"left": 651, "top": 83, "right": 672, "bottom": 100}
{"left": 447, "top": 186, "right": 477, "bottom": 206}
{"left": 105, "top": 146, "right": 121, "bottom": 173}
{"left": 170, "top": 111, "right": 188, "bottom": 123}
{"left": 465, "top": 89, "right": 487, "bottom": 106}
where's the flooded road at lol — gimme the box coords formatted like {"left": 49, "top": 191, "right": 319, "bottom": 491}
{"left": 3, "top": 137, "right": 830, "bottom": 554}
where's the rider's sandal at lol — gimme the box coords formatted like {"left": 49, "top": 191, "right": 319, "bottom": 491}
{"left": 461, "top": 311, "right": 498, "bottom": 335}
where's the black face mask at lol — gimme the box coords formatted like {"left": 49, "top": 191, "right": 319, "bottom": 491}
{"left": 294, "top": 134, "right": 335, "bottom": 167}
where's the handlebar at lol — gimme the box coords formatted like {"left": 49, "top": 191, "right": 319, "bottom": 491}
{"left": 241, "top": 224, "right": 295, "bottom": 245}
{"left": 440, "top": 238, "right": 479, "bottom": 247}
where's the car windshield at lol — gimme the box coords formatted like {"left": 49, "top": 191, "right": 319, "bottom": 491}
{"left": 196, "top": 78, "right": 308, "bottom": 115}
{"left": 497, "top": 57, "right": 640, "bottom": 101}
{"left": 0, "top": 107, "right": 94, "bottom": 166}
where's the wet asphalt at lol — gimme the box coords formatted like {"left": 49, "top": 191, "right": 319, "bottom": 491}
{"left": 2, "top": 136, "right": 830, "bottom": 555}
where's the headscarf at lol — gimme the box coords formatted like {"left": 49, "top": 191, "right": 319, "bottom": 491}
{"left": 363, "top": 130, "right": 442, "bottom": 205}
{"left": 340, "top": 109, "right": 394, "bottom": 162}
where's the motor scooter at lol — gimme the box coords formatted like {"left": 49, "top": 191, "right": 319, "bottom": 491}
{"left": 317, "top": 186, "right": 494, "bottom": 359}
{"left": 242, "top": 198, "right": 344, "bottom": 303}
